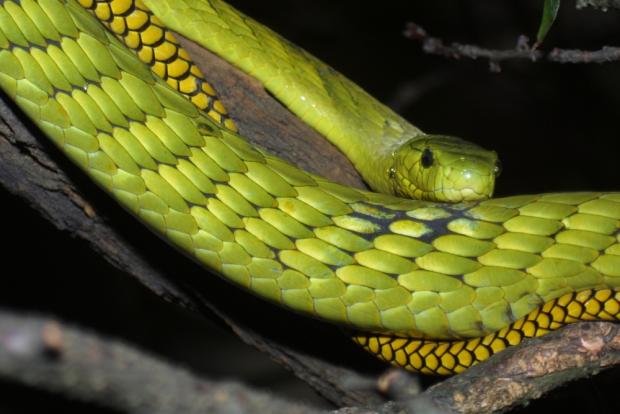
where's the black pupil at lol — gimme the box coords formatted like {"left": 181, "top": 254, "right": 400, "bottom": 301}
{"left": 421, "top": 148, "right": 434, "bottom": 168}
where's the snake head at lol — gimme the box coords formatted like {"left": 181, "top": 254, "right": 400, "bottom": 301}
{"left": 389, "top": 134, "right": 501, "bottom": 202}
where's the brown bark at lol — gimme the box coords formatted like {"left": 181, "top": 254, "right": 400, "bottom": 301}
{"left": 177, "top": 34, "right": 367, "bottom": 190}
{"left": 398, "top": 322, "right": 620, "bottom": 414}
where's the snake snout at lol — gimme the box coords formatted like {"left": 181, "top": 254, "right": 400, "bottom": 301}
{"left": 451, "top": 168, "right": 496, "bottom": 201}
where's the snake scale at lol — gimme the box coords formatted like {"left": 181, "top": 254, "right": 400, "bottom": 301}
{"left": 1, "top": 0, "right": 619, "bottom": 375}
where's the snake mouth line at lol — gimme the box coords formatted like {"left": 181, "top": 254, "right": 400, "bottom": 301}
{"left": 419, "top": 186, "right": 493, "bottom": 202}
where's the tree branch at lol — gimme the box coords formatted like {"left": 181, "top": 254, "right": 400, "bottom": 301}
{"left": 1, "top": 309, "right": 617, "bottom": 414}
{"left": 177, "top": 35, "right": 366, "bottom": 190}
{"left": 419, "top": 322, "right": 620, "bottom": 414}
{"left": 0, "top": 310, "right": 317, "bottom": 414}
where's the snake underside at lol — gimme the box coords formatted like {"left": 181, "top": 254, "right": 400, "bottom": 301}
{"left": 1, "top": 0, "right": 620, "bottom": 375}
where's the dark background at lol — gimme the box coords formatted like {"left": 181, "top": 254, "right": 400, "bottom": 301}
{"left": 2, "top": 1, "right": 620, "bottom": 412}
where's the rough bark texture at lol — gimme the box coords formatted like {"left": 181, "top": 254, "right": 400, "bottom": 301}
{"left": 418, "top": 322, "right": 620, "bottom": 413}
{"left": 0, "top": 27, "right": 619, "bottom": 414}
{"left": 178, "top": 35, "right": 367, "bottom": 190}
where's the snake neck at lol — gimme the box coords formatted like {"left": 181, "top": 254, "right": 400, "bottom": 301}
{"left": 337, "top": 129, "right": 419, "bottom": 196}
{"left": 141, "top": 0, "right": 425, "bottom": 195}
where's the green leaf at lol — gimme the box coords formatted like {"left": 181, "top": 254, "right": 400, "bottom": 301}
{"left": 536, "top": 0, "right": 561, "bottom": 45}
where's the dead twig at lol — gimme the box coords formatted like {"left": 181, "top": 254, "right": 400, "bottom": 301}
{"left": 576, "top": 0, "right": 620, "bottom": 10}
{"left": 404, "top": 22, "right": 620, "bottom": 71}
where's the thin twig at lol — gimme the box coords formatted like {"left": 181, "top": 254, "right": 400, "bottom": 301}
{"left": 576, "top": 0, "right": 620, "bottom": 10}
{"left": 548, "top": 46, "right": 620, "bottom": 63}
{"left": 404, "top": 23, "right": 542, "bottom": 72}
{"left": 404, "top": 22, "right": 620, "bottom": 71}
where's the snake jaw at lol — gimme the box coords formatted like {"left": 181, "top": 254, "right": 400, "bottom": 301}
{"left": 458, "top": 187, "right": 492, "bottom": 202}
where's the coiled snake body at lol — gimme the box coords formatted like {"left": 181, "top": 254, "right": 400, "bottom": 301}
{"left": 1, "top": 0, "right": 619, "bottom": 375}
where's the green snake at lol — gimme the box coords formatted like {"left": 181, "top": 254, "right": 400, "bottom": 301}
{"left": 1, "top": 0, "right": 619, "bottom": 376}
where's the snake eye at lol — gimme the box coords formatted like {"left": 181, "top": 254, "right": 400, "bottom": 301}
{"left": 494, "top": 159, "right": 502, "bottom": 177}
{"left": 421, "top": 148, "right": 434, "bottom": 168}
